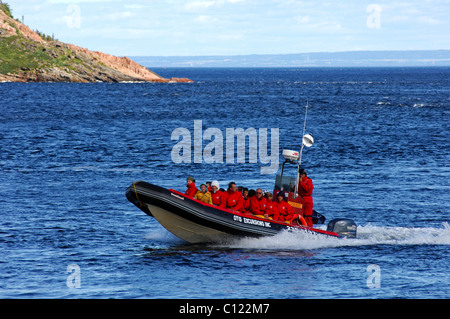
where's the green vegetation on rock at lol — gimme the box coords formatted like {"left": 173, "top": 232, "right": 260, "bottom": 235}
{"left": 0, "top": 35, "right": 78, "bottom": 75}
{"left": 0, "top": 2, "right": 13, "bottom": 19}
{"left": 0, "top": 2, "right": 184, "bottom": 82}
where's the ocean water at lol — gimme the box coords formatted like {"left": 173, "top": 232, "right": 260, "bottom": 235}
{"left": 0, "top": 67, "right": 449, "bottom": 299}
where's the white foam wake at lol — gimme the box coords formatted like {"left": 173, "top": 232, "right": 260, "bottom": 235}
{"left": 222, "top": 222, "right": 450, "bottom": 250}
{"left": 143, "top": 222, "right": 450, "bottom": 250}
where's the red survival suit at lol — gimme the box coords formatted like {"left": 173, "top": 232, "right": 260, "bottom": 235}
{"left": 247, "top": 196, "right": 267, "bottom": 216}
{"left": 185, "top": 182, "right": 198, "bottom": 198}
{"left": 223, "top": 189, "right": 244, "bottom": 213}
{"left": 211, "top": 189, "right": 226, "bottom": 207}
{"left": 274, "top": 200, "right": 297, "bottom": 223}
{"left": 298, "top": 177, "right": 314, "bottom": 227}
{"left": 265, "top": 200, "right": 279, "bottom": 221}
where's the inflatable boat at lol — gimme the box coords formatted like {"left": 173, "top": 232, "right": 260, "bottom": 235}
{"left": 125, "top": 134, "right": 357, "bottom": 244}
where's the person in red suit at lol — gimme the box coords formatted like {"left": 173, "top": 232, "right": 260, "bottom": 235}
{"left": 210, "top": 180, "right": 226, "bottom": 207}
{"left": 223, "top": 182, "right": 244, "bottom": 213}
{"left": 264, "top": 192, "right": 279, "bottom": 220}
{"left": 247, "top": 188, "right": 267, "bottom": 216}
{"left": 298, "top": 168, "right": 314, "bottom": 227}
{"left": 184, "top": 176, "right": 198, "bottom": 198}
{"left": 274, "top": 191, "right": 297, "bottom": 223}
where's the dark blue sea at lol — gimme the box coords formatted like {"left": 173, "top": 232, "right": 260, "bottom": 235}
{"left": 0, "top": 67, "right": 449, "bottom": 300}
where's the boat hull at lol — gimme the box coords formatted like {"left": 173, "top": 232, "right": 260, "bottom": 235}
{"left": 126, "top": 181, "right": 339, "bottom": 244}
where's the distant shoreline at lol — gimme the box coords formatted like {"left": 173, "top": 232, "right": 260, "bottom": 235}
{"left": 149, "top": 65, "right": 450, "bottom": 69}
{"left": 131, "top": 50, "right": 450, "bottom": 68}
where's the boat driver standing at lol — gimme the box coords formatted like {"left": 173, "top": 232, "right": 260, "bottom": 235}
{"left": 298, "top": 168, "right": 314, "bottom": 227}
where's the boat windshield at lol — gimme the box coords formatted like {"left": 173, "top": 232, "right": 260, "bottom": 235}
{"left": 274, "top": 175, "right": 296, "bottom": 193}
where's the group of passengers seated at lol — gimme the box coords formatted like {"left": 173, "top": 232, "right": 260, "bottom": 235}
{"left": 184, "top": 176, "right": 304, "bottom": 225}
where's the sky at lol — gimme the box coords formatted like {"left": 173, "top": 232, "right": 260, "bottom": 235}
{"left": 5, "top": 0, "right": 450, "bottom": 57}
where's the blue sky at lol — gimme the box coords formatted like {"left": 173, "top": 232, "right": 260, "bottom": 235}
{"left": 6, "top": 0, "right": 450, "bottom": 56}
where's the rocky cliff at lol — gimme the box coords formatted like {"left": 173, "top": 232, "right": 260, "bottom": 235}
{"left": 0, "top": 7, "right": 192, "bottom": 83}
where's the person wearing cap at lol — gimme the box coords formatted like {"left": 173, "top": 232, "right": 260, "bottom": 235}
{"left": 210, "top": 180, "right": 226, "bottom": 207}
{"left": 185, "top": 176, "right": 198, "bottom": 198}
{"left": 274, "top": 191, "right": 297, "bottom": 223}
{"left": 298, "top": 168, "right": 314, "bottom": 227}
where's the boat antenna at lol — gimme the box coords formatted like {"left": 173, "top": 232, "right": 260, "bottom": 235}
{"left": 297, "top": 100, "right": 314, "bottom": 167}
{"left": 298, "top": 100, "right": 309, "bottom": 165}
{"left": 301, "top": 101, "right": 308, "bottom": 140}
{"left": 294, "top": 101, "right": 313, "bottom": 198}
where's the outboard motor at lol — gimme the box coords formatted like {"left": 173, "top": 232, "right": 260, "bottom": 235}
{"left": 327, "top": 218, "right": 357, "bottom": 238}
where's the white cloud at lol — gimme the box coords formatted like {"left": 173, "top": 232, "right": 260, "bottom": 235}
{"left": 294, "top": 16, "right": 311, "bottom": 24}
{"left": 104, "top": 11, "right": 134, "bottom": 21}
{"left": 185, "top": 1, "right": 216, "bottom": 11}
{"left": 195, "top": 15, "right": 218, "bottom": 23}
{"left": 216, "top": 33, "right": 243, "bottom": 40}
{"left": 45, "top": 0, "right": 119, "bottom": 3}
{"left": 6, "top": 0, "right": 450, "bottom": 55}
{"left": 417, "top": 16, "right": 442, "bottom": 25}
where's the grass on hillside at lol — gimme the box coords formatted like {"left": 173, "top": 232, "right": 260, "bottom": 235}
{"left": 0, "top": 36, "right": 50, "bottom": 74}
{"left": 0, "top": 3, "right": 13, "bottom": 19}
{"left": 1, "top": 2, "right": 69, "bottom": 75}
{"left": 0, "top": 35, "right": 84, "bottom": 75}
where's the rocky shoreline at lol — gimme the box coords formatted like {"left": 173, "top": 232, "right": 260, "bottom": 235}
{"left": 0, "top": 7, "right": 192, "bottom": 83}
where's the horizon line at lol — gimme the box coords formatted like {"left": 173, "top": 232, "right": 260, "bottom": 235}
{"left": 129, "top": 49, "right": 450, "bottom": 58}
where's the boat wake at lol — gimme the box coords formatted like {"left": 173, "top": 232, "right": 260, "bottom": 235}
{"left": 219, "top": 222, "right": 450, "bottom": 250}
{"left": 143, "top": 222, "right": 450, "bottom": 251}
